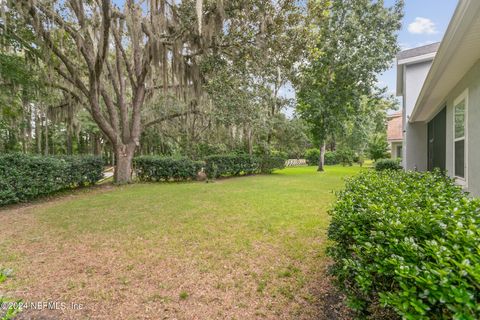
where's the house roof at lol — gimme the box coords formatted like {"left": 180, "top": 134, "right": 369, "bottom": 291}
{"left": 396, "top": 43, "right": 439, "bottom": 96}
{"left": 396, "top": 43, "right": 440, "bottom": 61}
{"left": 410, "top": 0, "right": 480, "bottom": 122}
{"left": 387, "top": 112, "right": 403, "bottom": 142}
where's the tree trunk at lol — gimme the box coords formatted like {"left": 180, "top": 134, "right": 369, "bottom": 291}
{"left": 114, "top": 144, "right": 136, "bottom": 184}
{"left": 317, "top": 143, "right": 326, "bottom": 172}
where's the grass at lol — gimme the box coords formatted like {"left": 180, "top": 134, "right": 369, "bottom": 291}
{"left": 0, "top": 165, "right": 363, "bottom": 319}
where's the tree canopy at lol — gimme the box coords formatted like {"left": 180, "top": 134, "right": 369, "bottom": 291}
{"left": 1, "top": 0, "right": 404, "bottom": 180}
{"left": 296, "top": 0, "right": 403, "bottom": 170}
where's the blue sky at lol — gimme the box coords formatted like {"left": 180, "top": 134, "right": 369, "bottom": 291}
{"left": 379, "top": 0, "right": 458, "bottom": 99}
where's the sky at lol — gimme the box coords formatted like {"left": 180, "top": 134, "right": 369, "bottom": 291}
{"left": 379, "top": 0, "right": 458, "bottom": 99}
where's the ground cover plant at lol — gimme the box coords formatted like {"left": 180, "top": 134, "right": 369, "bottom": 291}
{"left": 328, "top": 170, "right": 480, "bottom": 319}
{"left": 0, "top": 165, "right": 362, "bottom": 319}
{"left": 0, "top": 268, "right": 21, "bottom": 320}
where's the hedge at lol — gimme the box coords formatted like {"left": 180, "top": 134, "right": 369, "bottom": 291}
{"left": 58, "top": 155, "right": 104, "bottom": 186}
{"left": 336, "top": 149, "right": 354, "bottom": 166}
{"left": 204, "top": 154, "right": 285, "bottom": 178}
{"left": 0, "top": 154, "right": 104, "bottom": 206}
{"left": 375, "top": 158, "right": 402, "bottom": 171}
{"left": 258, "top": 155, "right": 286, "bottom": 174}
{"left": 306, "top": 149, "right": 340, "bottom": 166}
{"left": 328, "top": 170, "right": 480, "bottom": 319}
{"left": 305, "top": 148, "right": 320, "bottom": 166}
{"left": 134, "top": 156, "right": 204, "bottom": 182}
{"left": 324, "top": 151, "right": 339, "bottom": 165}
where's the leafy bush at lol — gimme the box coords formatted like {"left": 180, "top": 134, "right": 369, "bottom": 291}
{"left": 368, "top": 134, "right": 390, "bottom": 161}
{"left": 324, "top": 151, "right": 339, "bottom": 165}
{"left": 134, "top": 156, "right": 204, "bottom": 182}
{"left": 328, "top": 170, "right": 480, "bottom": 319}
{"left": 356, "top": 154, "right": 365, "bottom": 167}
{"left": 258, "top": 155, "right": 286, "bottom": 174}
{"left": 305, "top": 148, "right": 320, "bottom": 166}
{"left": 204, "top": 154, "right": 284, "bottom": 178}
{"left": 336, "top": 148, "right": 354, "bottom": 166}
{"left": 0, "top": 154, "right": 104, "bottom": 206}
{"left": 59, "top": 155, "right": 104, "bottom": 186}
{"left": 375, "top": 158, "right": 402, "bottom": 171}
{"left": 306, "top": 149, "right": 340, "bottom": 166}
{"left": 204, "top": 154, "right": 258, "bottom": 178}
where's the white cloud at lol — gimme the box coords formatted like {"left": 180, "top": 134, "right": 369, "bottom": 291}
{"left": 408, "top": 17, "right": 437, "bottom": 35}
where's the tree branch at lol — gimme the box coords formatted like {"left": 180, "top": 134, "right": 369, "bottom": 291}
{"left": 144, "top": 110, "right": 201, "bottom": 128}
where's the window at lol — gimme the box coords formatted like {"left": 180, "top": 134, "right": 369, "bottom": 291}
{"left": 454, "top": 90, "right": 468, "bottom": 183}
{"left": 396, "top": 145, "right": 402, "bottom": 159}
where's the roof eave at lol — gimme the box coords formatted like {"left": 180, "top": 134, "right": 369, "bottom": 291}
{"left": 410, "top": 0, "right": 480, "bottom": 123}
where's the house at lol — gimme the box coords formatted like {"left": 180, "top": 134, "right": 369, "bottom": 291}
{"left": 397, "top": 0, "right": 480, "bottom": 196}
{"left": 396, "top": 42, "right": 439, "bottom": 169}
{"left": 387, "top": 112, "right": 403, "bottom": 159}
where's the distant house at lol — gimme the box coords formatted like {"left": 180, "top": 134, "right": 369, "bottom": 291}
{"left": 387, "top": 112, "right": 403, "bottom": 159}
{"left": 396, "top": 0, "right": 480, "bottom": 196}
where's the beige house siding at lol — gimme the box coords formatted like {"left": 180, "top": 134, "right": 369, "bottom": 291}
{"left": 441, "top": 59, "right": 480, "bottom": 196}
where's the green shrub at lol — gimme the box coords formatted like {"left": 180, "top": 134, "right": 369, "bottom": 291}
{"left": 204, "top": 154, "right": 284, "bottom": 178}
{"left": 375, "top": 158, "right": 402, "bottom": 171}
{"left": 324, "top": 151, "right": 339, "bottom": 165}
{"left": 134, "top": 156, "right": 204, "bottom": 182}
{"left": 204, "top": 154, "right": 259, "bottom": 178}
{"left": 356, "top": 154, "right": 365, "bottom": 167}
{"left": 328, "top": 170, "right": 480, "bottom": 319}
{"left": 336, "top": 148, "right": 354, "bottom": 166}
{"left": 305, "top": 148, "right": 320, "bottom": 166}
{"left": 368, "top": 134, "right": 390, "bottom": 161}
{"left": 258, "top": 155, "right": 286, "bottom": 174}
{"left": 0, "top": 154, "right": 104, "bottom": 206}
{"left": 306, "top": 149, "right": 339, "bottom": 166}
{"left": 59, "top": 155, "right": 104, "bottom": 186}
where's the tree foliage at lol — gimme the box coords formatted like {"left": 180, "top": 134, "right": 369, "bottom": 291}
{"left": 2, "top": 0, "right": 307, "bottom": 183}
{"left": 296, "top": 0, "right": 403, "bottom": 170}
{"left": 368, "top": 133, "right": 390, "bottom": 161}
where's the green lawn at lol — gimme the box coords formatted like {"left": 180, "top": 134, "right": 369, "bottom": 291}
{"left": 0, "top": 165, "right": 362, "bottom": 320}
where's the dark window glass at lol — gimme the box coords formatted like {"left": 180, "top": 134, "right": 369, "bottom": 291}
{"left": 455, "top": 140, "right": 465, "bottom": 178}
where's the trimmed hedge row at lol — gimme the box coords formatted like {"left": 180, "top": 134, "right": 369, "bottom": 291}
{"left": 204, "top": 154, "right": 286, "bottom": 178}
{"left": 305, "top": 148, "right": 320, "bottom": 166}
{"left": 375, "top": 158, "right": 402, "bottom": 171}
{"left": 204, "top": 154, "right": 257, "bottom": 178}
{"left": 328, "top": 170, "right": 480, "bottom": 319}
{"left": 134, "top": 156, "right": 204, "bottom": 182}
{"left": 324, "top": 151, "right": 339, "bottom": 165}
{"left": 0, "top": 154, "right": 103, "bottom": 206}
{"left": 305, "top": 149, "right": 340, "bottom": 166}
{"left": 59, "top": 155, "right": 104, "bottom": 186}
{"left": 258, "top": 155, "right": 286, "bottom": 174}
